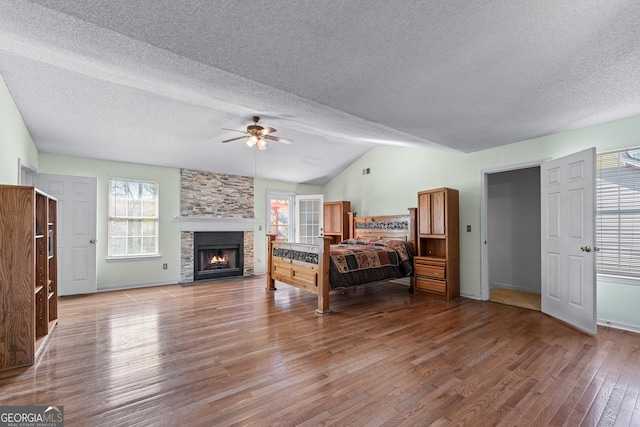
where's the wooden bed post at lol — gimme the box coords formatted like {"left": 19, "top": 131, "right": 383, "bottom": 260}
{"left": 408, "top": 207, "right": 417, "bottom": 294}
{"left": 348, "top": 212, "right": 355, "bottom": 239}
{"left": 316, "top": 236, "right": 332, "bottom": 315}
{"left": 407, "top": 208, "right": 417, "bottom": 249}
{"left": 266, "top": 234, "right": 277, "bottom": 291}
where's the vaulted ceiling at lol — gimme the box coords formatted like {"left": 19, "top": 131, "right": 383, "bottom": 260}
{"left": 2, "top": 0, "right": 640, "bottom": 185}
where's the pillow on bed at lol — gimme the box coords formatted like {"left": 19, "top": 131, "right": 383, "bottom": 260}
{"left": 339, "top": 238, "right": 397, "bottom": 246}
{"left": 339, "top": 238, "right": 373, "bottom": 245}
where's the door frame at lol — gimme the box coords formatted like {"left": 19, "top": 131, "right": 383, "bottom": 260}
{"left": 18, "top": 158, "right": 38, "bottom": 186}
{"left": 480, "top": 159, "right": 547, "bottom": 301}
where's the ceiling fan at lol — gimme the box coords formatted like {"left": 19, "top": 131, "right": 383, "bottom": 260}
{"left": 222, "top": 116, "right": 293, "bottom": 150}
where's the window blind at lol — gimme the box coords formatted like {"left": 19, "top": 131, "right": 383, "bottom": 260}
{"left": 596, "top": 148, "right": 640, "bottom": 278}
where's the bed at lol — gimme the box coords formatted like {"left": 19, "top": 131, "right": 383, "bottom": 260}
{"left": 266, "top": 208, "right": 416, "bottom": 314}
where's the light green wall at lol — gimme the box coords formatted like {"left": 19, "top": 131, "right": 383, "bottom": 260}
{"left": 38, "top": 154, "right": 322, "bottom": 286}
{"left": 39, "top": 153, "right": 182, "bottom": 291}
{"left": 253, "top": 179, "right": 323, "bottom": 273}
{"left": 0, "top": 75, "right": 39, "bottom": 184}
{"left": 324, "top": 115, "right": 640, "bottom": 330}
{"left": 598, "top": 279, "right": 640, "bottom": 331}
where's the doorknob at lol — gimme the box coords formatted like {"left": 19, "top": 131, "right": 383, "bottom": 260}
{"left": 89, "top": 239, "right": 96, "bottom": 244}
{"left": 581, "top": 246, "right": 591, "bottom": 252}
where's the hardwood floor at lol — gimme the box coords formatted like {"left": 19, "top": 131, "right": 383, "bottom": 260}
{"left": 1, "top": 276, "right": 640, "bottom": 426}
{"left": 490, "top": 288, "right": 542, "bottom": 311}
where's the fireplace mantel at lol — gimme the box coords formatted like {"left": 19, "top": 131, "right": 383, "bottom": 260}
{"left": 179, "top": 217, "right": 254, "bottom": 232}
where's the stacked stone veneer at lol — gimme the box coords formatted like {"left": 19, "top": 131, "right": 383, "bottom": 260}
{"left": 180, "top": 169, "right": 254, "bottom": 282}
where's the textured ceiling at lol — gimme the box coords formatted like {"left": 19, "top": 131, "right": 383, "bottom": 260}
{"left": 1, "top": 0, "right": 640, "bottom": 184}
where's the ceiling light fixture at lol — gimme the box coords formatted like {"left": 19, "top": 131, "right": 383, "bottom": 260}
{"left": 247, "top": 135, "right": 259, "bottom": 147}
{"left": 222, "top": 116, "right": 293, "bottom": 150}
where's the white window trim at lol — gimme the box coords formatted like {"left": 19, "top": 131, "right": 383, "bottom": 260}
{"left": 106, "top": 254, "right": 162, "bottom": 262}
{"left": 597, "top": 273, "right": 640, "bottom": 286}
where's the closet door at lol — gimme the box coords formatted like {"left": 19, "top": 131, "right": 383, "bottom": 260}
{"left": 541, "top": 148, "right": 596, "bottom": 334}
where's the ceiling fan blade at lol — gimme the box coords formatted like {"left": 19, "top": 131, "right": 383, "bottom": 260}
{"left": 259, "top": 127, "right": 276, "bottom": 136}
{"left": 222, "top": 135, "right": 249, "bottom": 143}
{"left": 263, "top": 134, "right": 293, "bottom": 144}
{"left": 222, "top": 128, "right": 248, "bottom": 134}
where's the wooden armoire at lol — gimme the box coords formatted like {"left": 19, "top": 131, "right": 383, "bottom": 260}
{"left": 323, "top": 201, "right": 351, "bottom": 244}
{"left": 413, "top": 187, "right": 460, "bottom": 300}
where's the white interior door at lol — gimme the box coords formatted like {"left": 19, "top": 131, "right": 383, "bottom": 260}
{"left": 295, "top": 194, "right": 323, "bottom": 244}
{"left": 541, "top": 148, "right": 596, "bottom": 334}
{"left": 37, "top": 173, "right": 98, "bottom": 296}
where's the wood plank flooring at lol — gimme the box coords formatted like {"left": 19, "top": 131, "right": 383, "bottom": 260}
{"left": 490, "top": 288, "right": 542, "bottom": 311}
{"left": 1, "top": 276, "right": 640, "bottom": 426}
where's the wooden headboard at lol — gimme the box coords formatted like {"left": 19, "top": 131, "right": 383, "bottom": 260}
{"left": 348, "top": 208, "right": 416, "bottom": 251}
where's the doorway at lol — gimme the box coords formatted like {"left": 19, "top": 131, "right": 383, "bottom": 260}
{"left": 482, "top": 150, "right": 597, "bottom": 333}
{"left": 266, "top": 191, "right": 324, "bottom": 244}
{"left": 482, "top": 162, "right": 542, "bottom": 310}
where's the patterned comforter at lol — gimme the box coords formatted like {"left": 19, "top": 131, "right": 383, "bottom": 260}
{"left": 329, "top": 238, "right": 414, "bottom": 289}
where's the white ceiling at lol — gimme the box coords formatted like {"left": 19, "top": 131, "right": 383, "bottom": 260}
{"left": 2, "top": 0, "right": 640, "bottom": 185}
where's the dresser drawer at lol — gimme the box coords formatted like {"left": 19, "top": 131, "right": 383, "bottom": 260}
{"left": 414, "top": 258, "right": 446, "bottom": 279}
{"left": 415, "top": 277, "right": 446, "bottom": 294}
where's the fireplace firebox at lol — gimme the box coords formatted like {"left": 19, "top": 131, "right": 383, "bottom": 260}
{"left": 193, "top": 231, "right": 244, "bottom": 281}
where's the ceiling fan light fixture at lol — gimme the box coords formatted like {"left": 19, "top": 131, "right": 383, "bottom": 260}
{"left": 222, "top": 116, "right": 293, "bottom": 150}
{"left": 247, "top": 135, "right": 259, "bottom": 147}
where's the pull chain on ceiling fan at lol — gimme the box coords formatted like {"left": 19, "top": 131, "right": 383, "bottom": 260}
{"left": 222, "top": 116, "right": 293, "bottom": 150}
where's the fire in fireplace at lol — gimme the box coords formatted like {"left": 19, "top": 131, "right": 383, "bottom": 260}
{"left": 201, "top": 249, "right": 233, "bottom": 270}
{"left": 194, "top": 231, "right": 244, "bottom": 280}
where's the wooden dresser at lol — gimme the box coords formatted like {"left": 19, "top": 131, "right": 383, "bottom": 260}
{"left": 413, "top": 187, "right": 460, "bottom": 300}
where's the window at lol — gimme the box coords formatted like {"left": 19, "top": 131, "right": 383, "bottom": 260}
{"left": 596, "top": 148, "right": 640, "bottom": 278}
{"left": 109, "top": 178, "right": 159, "bottom": 257}
{"left": 267, "top": 193, "right": 292, "bottom": 242}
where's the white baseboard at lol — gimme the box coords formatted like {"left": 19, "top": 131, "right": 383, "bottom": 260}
{"left": 597, "top": 318, "right": 640, "bottom": 334}
{"left": 461, "top": 292, "right": 483, "bottom": 300}
{"left": 97, "top": 280, "right": 177, "bottom": 293}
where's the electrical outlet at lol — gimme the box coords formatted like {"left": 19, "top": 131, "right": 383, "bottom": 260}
{"left": 163, "top": 263, "right": 168, "bottom": 270}
{"left": 467, "top": 225, "right": 471, "bottom": 232}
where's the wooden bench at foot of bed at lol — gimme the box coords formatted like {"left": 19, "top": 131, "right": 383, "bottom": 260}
{"left": 266, "top": 235, "right": 333, "bottom": 315}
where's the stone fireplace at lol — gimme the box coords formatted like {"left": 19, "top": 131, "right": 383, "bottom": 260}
{"left": 179, "top": 169, "right": 254, "bottom": 283}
